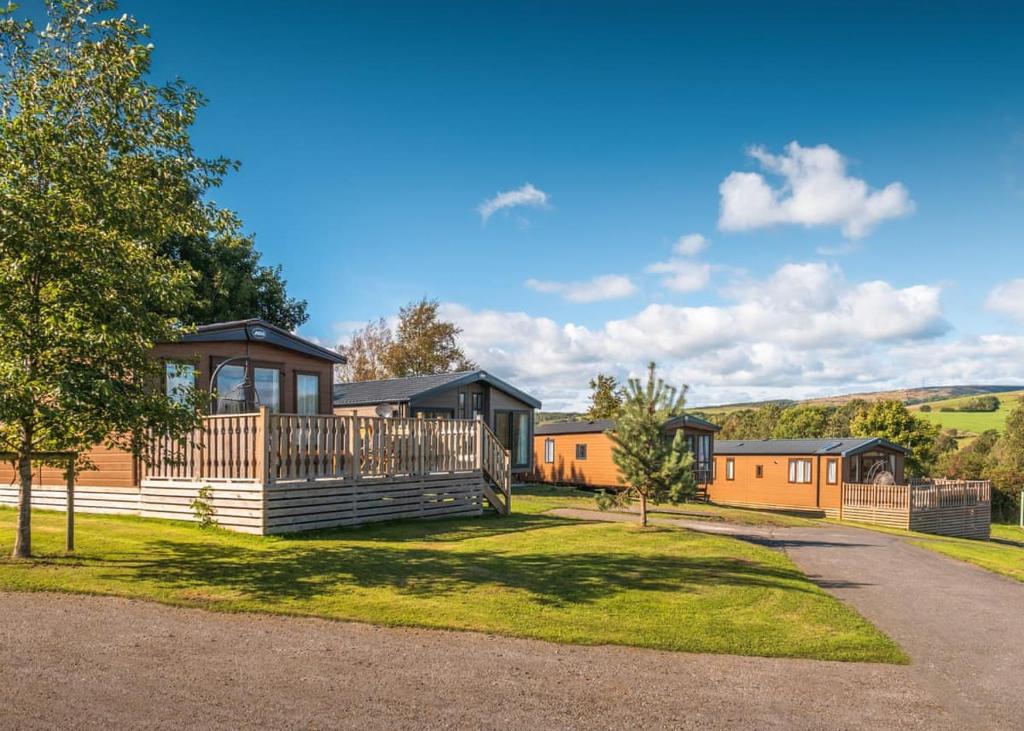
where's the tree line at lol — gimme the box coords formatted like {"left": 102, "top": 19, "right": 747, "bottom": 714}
{"left": 583, "top": 375, "right": 1023, "bottom": 520}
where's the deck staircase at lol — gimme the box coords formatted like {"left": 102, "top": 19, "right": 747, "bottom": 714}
{"left": 478, "top": 420, "right": 511, "bottom": 515}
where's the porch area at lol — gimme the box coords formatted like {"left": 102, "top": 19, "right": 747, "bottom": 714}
{"left": 140, "top": 409, "right": 513, "bottom": 534}
{"left": 840, "top": 480, "right": 991, "bottom": 539}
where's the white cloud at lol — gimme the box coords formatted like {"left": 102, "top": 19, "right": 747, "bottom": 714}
{"left": 477, "top": 183, "right": 550, "bottom": 223}
{"left": 719, "top": 142, "right": 915, "bottom": 239}
{"left": 525, "top": 274, "right": 637, "bottom": 303}
{"left": 647, "top": 234, "right": 712, "bottom": 292}
{"left": 439, "top": 262, "right": 958, "bottom": 411}
{"left": 645, "top": 260, "right": 712, "bottom": 292}
{"left": 986, "top": 279, "right": 1024, "bottom": 323}
{"left": 674, "top": 233, "right": 708, "bottom": 256}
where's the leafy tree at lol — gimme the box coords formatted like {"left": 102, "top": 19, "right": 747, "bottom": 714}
{"left": 772, "top": 405, "right": 830, "bottom": 439}
{"left": 939, "top": 430, "right": 998, "bottom": 480}
{"left": 337, "top": 318, "right": 393, "bottom": 382}
{"left": 600, "top": 363, "right": 695, "bottom": 526}
{"left": 160, "top": 232, "right": 307, "bottom": 329}
{"left": 586, "top": 374, "right": 623, "bottom": 420}
{"left": 337, "top": 298, "right": 476, "bottom": 382}
{"left": 956, "top": 395, "right": 1000, "bottom": 412}
{"left": 986, "top": 403, "right": 1024, "bottom": 520}
{"left": 384, "top": 298, "right": 476, "bottom": 377}
{"left": 919, "top": 404, "right": 932, "bottom": 412}
{"left": 850, "top": 400, "right": 939, "bottom": 476}
{"left": 0, "top": 1, "right": 229, "bottom": 556}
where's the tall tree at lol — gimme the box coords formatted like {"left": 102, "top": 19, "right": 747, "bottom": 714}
{"left": 337, "top": 317, "right": 393, "bottom": 382}
{"left": 586, "top": 374, "right": 623, "bottom": 420}
{"left": 985, "top": 402, "right": 1024, "bottom": 521}
{"left": 850, "top": 400, "right": 939, "bottom": 476}
{"left": 601, "top": 363, "right": 695, "bottom": 526}
{"left": 0, "top": 1, "right": 229, "bottom": 556}
{"left": 160, "top": 231, "right": 308, "bottom": 330}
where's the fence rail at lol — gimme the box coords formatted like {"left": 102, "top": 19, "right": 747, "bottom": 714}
{"left": 841, "top": 479, "right": 991, "bottom": 539}
{"left": 143, "top": 410, "right": 511, "bottom": 513}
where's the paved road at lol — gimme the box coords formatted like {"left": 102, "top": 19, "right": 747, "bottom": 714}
{"left": 0, "top": 591, "right": 945, "bottom": 730}
{"left": 552, "top": 509, "right": 1024, "bottom": 729}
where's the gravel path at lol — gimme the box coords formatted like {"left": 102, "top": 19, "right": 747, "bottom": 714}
{"left": 0, "top": 591, "right": 946, "bottom": 730}
{"left": 551, "top": 508, "right": 1024, "bottom": 729}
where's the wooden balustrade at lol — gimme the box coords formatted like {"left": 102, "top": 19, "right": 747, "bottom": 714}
{"left": 146, "top": 413, "right": 262, "bottom": 482}
{"left": 841, "top": 479, "right": 992, "bottom": 539}
{"left": 144, "top": 410, "right": 511, "bottom": 511}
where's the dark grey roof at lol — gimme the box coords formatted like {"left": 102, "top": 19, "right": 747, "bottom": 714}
{"left": 175, "top": 319, "right": 345, "bottom": 364}
{"left": 536, "top": 419, "right": 617, "bottom": 436}
{"left": 714, "top": 438, "right": 908, "bottom": 457}
{"left": 536, "top": 413, "right": 720, "bottom": 436}
{"left": 664, "top": 414, "right": 722, "bottom": 432}
{"left": 333, "top": 370, "right": 541, "bottom": 409}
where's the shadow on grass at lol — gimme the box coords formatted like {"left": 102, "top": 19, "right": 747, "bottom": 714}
{"left": 281, "top": 512, "right": 574, "bottom": 545}
{"left": 102, "top": 536, "right": 828, "bottom": 608}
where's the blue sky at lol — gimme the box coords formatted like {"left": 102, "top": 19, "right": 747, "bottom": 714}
{"left": 71, "top": 2, "right": 1024, "bottom": 407}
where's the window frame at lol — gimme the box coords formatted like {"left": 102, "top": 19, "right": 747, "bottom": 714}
{"left": 575, "top": 443, "right": 588, "bottom": 461}
{"left": 788, "top": 458, "right": 813, "bottom": 484}
{"left": 294, "top": 370, "right": 321, "bottom": 416}
{"left": 826, "top": 458, "right": 838, "bottom": 485}
{"left": 755, "top": 464, "right": 764, "bottom": 479}
{"left": 494, "top": 409, "right": 532, "bottom": 469}
{"left": 163, "top": 360, "right": 197, "bottom": 406}
{"left": 725, "top": 458, "right": 735, "bottom": 481}
{"left": 544, "top": 438, "right": 555, "bottom": 464}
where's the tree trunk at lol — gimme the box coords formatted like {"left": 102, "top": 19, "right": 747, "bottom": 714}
{"left": 639, "top": 492, "right": 648, "bottom": 527}
{"left": 12, "top": 435, "right": 33, "bottom": 558}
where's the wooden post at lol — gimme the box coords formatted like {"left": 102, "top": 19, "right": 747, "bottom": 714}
{"left": 838, "top": 482, "right": 844, "bottom": 522}
{"left": 257, "top": 406, "right": 271, "bottom": 486}
{"left": 348, "top": 411, "right": 359, "bottom": 480}
{"left": 65, "top": 459, "right": 75, "bottom": 553}
{"left": 474, "top": 414, "right": 484, "bottom": 473}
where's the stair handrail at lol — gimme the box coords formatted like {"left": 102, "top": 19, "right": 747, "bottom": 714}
{"left": 475, "top": 416, "right": 511, "bottom": 514}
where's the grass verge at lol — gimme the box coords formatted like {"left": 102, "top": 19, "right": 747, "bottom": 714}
{"left": 0, "top": 502, "right": 902, "bottom": 663}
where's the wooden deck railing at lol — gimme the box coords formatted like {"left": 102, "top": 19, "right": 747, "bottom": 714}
{"left": 841, "top": 479, "right": 991, "bottom": 538}
{"left": 143, "top": 409, "right": 512, "bottom": 512}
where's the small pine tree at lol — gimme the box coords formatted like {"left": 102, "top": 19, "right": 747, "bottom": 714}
{"left": 586, "top": 374, "right": 623, "bottom": 420}
{"left": 600, "top": 363, "right": 696, "bottom": 526}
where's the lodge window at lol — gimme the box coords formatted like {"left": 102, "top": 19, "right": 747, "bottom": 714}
{"left": 826, "top": 459, "right": 838, "bottom": 485}
{"left": 544, "top": 438, "right": 555, "bottom": 464}
{"left": 214, "top": 363, "right": 247, "bottom": 414}
{"left": 472, "top": 392, "right": 484, "bottom": 418}
{"left": 755, "top": 464, "right": 764, "bottom": 479}
{"left": 788, "top": 458, "right": 812, "bottom": 484}
{"left": 575, "top": 443, "right": 588, "bottom": 460}
{"left": 459, "top": 392, "right": 466, "bottom": 418}
{"left": 296, "top": 373, "right": 320, "bottom": 415}
{"left": 495, "top": 410, "right": 531, "bottom": 469}
{"left": 164, "top": 362, "right": 196, "bottom": 405}
{"left": 725, "top": 458, "right": 735, "bottom": 481}
{"left": 254, "top": 367, "right": 281, "bottom": 413}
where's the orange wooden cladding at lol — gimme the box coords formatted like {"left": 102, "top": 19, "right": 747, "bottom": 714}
{"left": 0, "top": 444, "right": 136, "bottom": 488}
{"left": 532, "top": 432, "right": 622, "bottom": 488}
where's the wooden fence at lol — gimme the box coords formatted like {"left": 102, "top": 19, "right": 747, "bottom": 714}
{"left": 841, "top": 480, "right": 991, "bottom": 539}
{"left": 143, "top": 409, "right": 511, "bottom": 516}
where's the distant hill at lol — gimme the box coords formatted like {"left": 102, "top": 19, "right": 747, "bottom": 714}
{"left": 910, "top": 389, "right": 1024, "bottom": 436}
{"left": 537, "top": 385, "right": 1023, "bottom": 426}
{"left": 691, "top": 385, "right": 1023, "bottom": 415}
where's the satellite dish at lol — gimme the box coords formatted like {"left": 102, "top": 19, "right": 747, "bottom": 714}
{"left": 375, "top": 403, "right": 397, "bottom": 418}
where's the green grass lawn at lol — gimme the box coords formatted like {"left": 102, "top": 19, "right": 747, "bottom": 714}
{"left": 911, "top": 389, "right": 1024, "bottom": 435}
{"left": 517, "top": 484, "right": 819, "bottom": 527}
{"left": 0, "top": 498, "right": 903, "bottom": 663}
{"left": 907, "top": 525, "right": 1024, "bottom": 583}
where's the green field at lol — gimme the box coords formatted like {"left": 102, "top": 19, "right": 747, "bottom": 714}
{"left": 910, "top": 390, "right": 1024, "bottom": 435}
{"left": 0, "top": 493, "right": 905, "bottom": 663}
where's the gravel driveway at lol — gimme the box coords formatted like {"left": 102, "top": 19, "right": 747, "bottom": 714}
{"left": 0, "top": 591, "right": 944, "bottom": 730}
{"left": 552, "top": 509, "right": 1024, "bottom": 729}
{"left": 2, "top": 515, "right": 1019, "bottom": 729}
